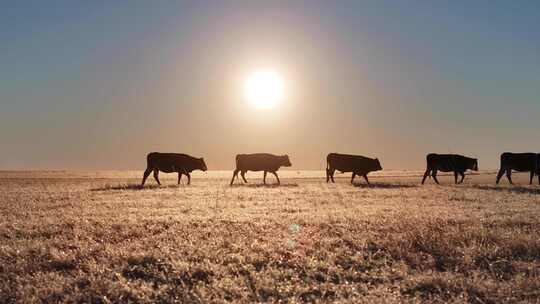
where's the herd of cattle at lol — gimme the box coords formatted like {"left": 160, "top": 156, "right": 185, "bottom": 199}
{"left": 140, "top": 152, "right": 540, "bottom": 186}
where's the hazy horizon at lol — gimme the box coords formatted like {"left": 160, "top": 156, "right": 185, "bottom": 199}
{"left": 0, "top": 165, "right": 507, "bottom": 172}
{"left": 2, "top": 1, "right": 539, "bottom": 171}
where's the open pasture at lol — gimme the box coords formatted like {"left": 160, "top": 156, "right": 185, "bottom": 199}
{"left": 1, "top": 171, "right": 539, "bottom": 303}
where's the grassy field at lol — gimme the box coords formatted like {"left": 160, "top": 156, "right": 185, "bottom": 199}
{"left": 1, "top": 170, "right": 539, "bottom": 303}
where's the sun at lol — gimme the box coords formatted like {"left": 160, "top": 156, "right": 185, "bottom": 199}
{"left": 244, "top": 69, "right": 284, "bottom": 109}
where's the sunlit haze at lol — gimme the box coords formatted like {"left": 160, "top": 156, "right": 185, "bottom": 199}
{"left": 244, "top": 69, "right": 284, "bottom": 109}
{"left": 1, "top": 1, "right": 539, "bottom": 170}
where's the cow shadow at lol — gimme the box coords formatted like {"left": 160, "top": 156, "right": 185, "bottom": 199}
{"left": 471, "top": 185, "right": 540, "bottom": 195}
{"left": 352, "top": 182, "right": 417, "bottom": 189}
{"left": 91, "top": 183, "right": 182, "bottom": 191}
{"left": 230, "top": 183, "right": 299, "bottom": 188}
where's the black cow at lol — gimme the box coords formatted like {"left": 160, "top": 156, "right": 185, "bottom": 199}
{"left": 142, "top": 152, "right": 207, "bottom": 186}
{"left": 230, "top": 153, "right": 292, "bottom": 185}
{"left": 421, "top": 153, "right": 478, "bottom": 185}
{"left": 326, "top": 153, "right": 382, "bottom": 185}
{"left": 496, "top": 152, "right": 539, "bottom": 185}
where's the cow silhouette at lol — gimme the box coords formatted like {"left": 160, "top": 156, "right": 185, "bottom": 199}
{"left": 421, "top": 153, "right": 478, "bottom": 185}
{"left": 142, "top": 152, "right": 207, "bottom": 186}
{"left": 326, "top": 153, "right": 382, "bottom": 185}
{"left": 496, "top": 152, "right": 539, "bottom": 185}
{"left": 230, "top": 153, "right": 292, "bottom": 185}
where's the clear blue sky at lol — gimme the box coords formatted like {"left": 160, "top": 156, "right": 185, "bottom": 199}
{"left": 1, "top": 1, "right": 539, "bottom": 170}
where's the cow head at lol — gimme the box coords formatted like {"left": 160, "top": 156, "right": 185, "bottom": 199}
{"left": 471, "top": 159, "right": 478, "bottom": 171}
{"left": 199, "top": 158, "right": 208, "bottom": 171}
{"left": 281, "top": 155, "right": 292, "bottom": 167}
{"left": 373, "top": 158, "right": 383, "bottom": 171}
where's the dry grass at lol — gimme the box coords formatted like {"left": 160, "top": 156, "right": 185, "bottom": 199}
{"left": 1, "top": 171, "right": 539, "bottom": 303}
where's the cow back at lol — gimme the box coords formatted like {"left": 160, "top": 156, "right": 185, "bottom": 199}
{"left": 147, "top": 152, "right": 203, "bottom": 173}
{"left": 427, "top": 154, "right": 476, "bottom": 172}
{"left": 235, "top": 153, "right": 286, "bottom": 171}
{"left": 327, "top": 153, "right": 381, "bottom": 174}
{"left": 500, "top": 152, "right": 537, "bottom": 172}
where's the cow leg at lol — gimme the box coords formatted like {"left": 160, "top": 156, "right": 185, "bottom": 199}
{"left": 496, "top": 168, "right": 505, "bottom": 184}
{"left": 432, "top": 170, "right": 440, "bottom": 185}
{"left": 240, "top": 171, "right": 248, "bottom": 183}
{"left": 329, "top": 169, "right": 335, "bottom": 183}
{"left": 326, "top": 168, "right": 331, "bottom": 183}
{"left": 459, "top": 172, "right": 465, "bottom": 184}
{"left": 454, "top": 171, "right": 459, "bottom": 184}
{"left": 351, "top": 173, "right": 356, "bottom": 184}
{"left": 505, "top": 169, "right": 513, "bottom": 185}
{"left": 363, "top": 175, "right": 370, "bottom": 185}
{"left": 530, "top": 171, "right": 535, "bottom": 185}
{"left": 142, "top": 168, "right": 152, "bottom": 186}
{"left": 186, "top": 173, "right": 191, "bottom": 185}
{"left": 271, "top": 171, "right": 280, "bottom": 185}
{"left": 230, "top": 169, "right": 239, "bottom": 185}
{"left": 153, "top": 170, "right": 161, "bottom": 185}
{"left": 178, "top": 172, "right": 182, "bottom": 185}
{"left": 263, "top": 171, "right": 267, "bottom": 184}
{"left": 421, "top": 169, "right": 431, "bottom": 185}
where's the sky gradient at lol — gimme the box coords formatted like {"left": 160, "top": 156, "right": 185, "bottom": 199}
{"left": 1, "top": 1, "right": 539, "bottom": 170}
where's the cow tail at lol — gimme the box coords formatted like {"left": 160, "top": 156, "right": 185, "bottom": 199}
{"left": 235, "top": 154, "right": 240, "bottom": 170}
{"left": 326, "top": 157, "right": 331, "bottom": 177}
{"left": 534, "top": 154, "right": 540, "bottom": 176}
{"left": 146, "top": 153, "right": 153, "bottom": 166}
{"left": 426, "top": 155, "right": 431, "bottom": 179}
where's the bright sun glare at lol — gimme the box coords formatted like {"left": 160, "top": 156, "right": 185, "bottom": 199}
{"left": 244, "top": 69, "right": 284, "bottom": 109}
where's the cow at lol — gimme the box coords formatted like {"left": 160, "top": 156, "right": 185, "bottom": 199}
{"left": 496, "top": 152, "right": 539, "bottom": 185}
{"left": 326, "top": 153, "right": 382, "bottom": 185}
{"left": 421, "top": 153, "right": 478, "bottom": 185}
{"left": 230, "top": 153, "right": 292, "bottom": 185}
{"left": 141, "top": 152, "right": 207, "bottom": 186}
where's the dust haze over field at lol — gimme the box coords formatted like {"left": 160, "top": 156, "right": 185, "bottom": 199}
{"left": 1, "top": 171, "right": 540, "bottom": 303}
